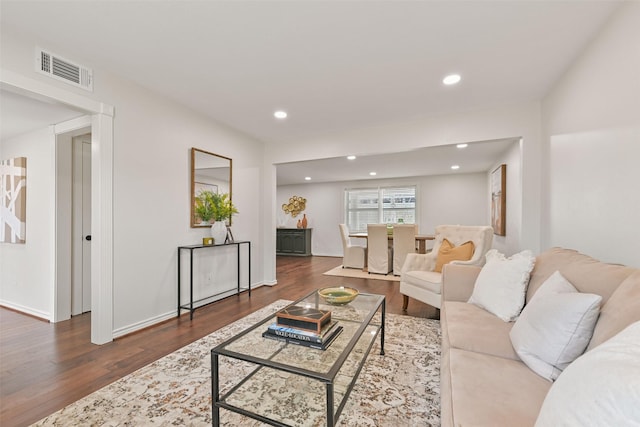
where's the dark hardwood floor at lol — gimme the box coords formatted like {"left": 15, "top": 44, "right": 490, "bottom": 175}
{"left": 0, "top": 255, "right": 436, "bottom": 427}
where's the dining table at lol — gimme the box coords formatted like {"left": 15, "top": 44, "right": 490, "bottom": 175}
{"left": 348, "top": 232, "right": 435, "bottom": 254}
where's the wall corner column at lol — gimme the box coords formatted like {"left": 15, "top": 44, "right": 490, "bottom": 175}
{"left": 91, "top": 112, "right": 114, "bottom": 344}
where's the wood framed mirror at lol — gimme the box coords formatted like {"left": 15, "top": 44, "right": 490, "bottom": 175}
{"left": 191, "top": 148, "right": 232, "bottom": 227}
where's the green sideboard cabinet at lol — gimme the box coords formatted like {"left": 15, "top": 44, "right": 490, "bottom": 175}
{"left": 276, "top": 228, "right": 312, "bottom": 256}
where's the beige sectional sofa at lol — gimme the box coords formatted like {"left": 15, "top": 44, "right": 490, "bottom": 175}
{"left": 440, "top": 247, "right": 640, "bottom": 426}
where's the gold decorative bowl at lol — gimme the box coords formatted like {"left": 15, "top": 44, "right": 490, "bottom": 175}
{"left": 318, "top": 286, "right": 359, "bottom": 305}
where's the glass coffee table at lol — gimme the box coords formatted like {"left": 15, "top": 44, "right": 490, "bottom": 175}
{"left": 211, "top": 288, "right": 385, "bottom": 426}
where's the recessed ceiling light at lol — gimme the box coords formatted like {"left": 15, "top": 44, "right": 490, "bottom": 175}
{"left": 369, "top": 172, "right": 377, "bottom": 176}
{"left": 443, "top": 74, "right": 461, "bottom": 85}
{"left": 274, "top": 110, "right": 288, "bottom": 119}
{"left": 451, "top": 165, "right": 460, "bottom": 170}
{"left": 305, "top": 176, "right": 311, "bottom": 181}
{"left": 347, "top": 155, "right": 356, "bottom": 160}
{"left": 456, "top": 143, "right": 468, "bottom": 149}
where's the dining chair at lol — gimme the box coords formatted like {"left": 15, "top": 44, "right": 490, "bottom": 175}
{"left": 338, "top": 224, "right": 367, "bottom": 269}
{"left": 393, "top": 224, "right": 418, "bottom": 275}
{"left": 367, "top": 223, "right": 393, "bottom": 274}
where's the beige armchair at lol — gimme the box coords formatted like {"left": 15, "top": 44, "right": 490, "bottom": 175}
{"left": 367, "top": 224, "right": 393, "bottom": 274}
{"left": 393, "top": 224, "right": 418, "bottom": 275}
{"left": 339, "top": 224, "right": 367, "bottom": 269}
{"left": 400, "top": 225, "right": 493, "bottom": 310}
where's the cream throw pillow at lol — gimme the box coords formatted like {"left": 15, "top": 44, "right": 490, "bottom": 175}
{"left": 510, "top": 271, "right": 602, "bottom": 381}
{"left": 468, "top": 249, "right": 536, "bottom": 322}
{"left": 535, "top": 321, "right": 640, "bottom": 426}
{"left": 434, "top": 238, "right": 475, "bottom": 273}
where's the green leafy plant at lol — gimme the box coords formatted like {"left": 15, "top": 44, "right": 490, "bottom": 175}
{"left": 195, "top": 191, "right": 238, "bottom": 223}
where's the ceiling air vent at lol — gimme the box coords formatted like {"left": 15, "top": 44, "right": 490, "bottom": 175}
{"left": 35, "top": 48, "right": 93, "bottom": 92}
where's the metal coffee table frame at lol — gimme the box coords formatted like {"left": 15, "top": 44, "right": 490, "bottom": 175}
{"left": 211, "top": 289, "right": 385, "bottom": 426}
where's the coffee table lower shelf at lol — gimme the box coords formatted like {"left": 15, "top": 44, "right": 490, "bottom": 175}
{"left": 212, "top": 324, "right": 381, "bottom": 426}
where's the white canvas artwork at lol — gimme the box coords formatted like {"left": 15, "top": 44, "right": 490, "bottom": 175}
{"left": 1, "top": 157, "right": 27, "bottom": 244}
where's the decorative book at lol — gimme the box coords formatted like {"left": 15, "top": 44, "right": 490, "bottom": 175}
{"left": 262, "top": 326, "right": 343, "bottom": 351}
{"left": 276, "top": 305, "right": 331, "bottom": 334}
{"left": 266, "top": 320, "right": 339, "bottom": 344}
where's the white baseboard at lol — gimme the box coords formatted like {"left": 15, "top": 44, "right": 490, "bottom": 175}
{"left": 0, "top": 300, "right": 51, "bottom": 321}
{"left": 261, "top": 280, "right": 277, "bottom": 286}
{"left": 113, "top": 281, "right": 269, "bottom": 338}
{"left": 112, "top": 310, "right": 176, "bottom": 339}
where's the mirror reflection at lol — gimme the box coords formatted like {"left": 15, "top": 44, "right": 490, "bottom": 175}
{"left": 191, "top": 148, "right": 232, "bottom": 227}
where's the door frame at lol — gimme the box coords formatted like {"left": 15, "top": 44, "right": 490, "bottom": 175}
{"left": 1, "top": 70, "right": 115, "bottom": 345}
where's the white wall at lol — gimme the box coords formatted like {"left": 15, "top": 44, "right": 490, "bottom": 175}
{"left": 0, "top": 127, "right": 55, "bottom": 318}
{"left": 105, "top": 81, "right": 264, "bottom": 333}
{"left": 541, "top": 2, "right": 640, "bottom": 267}
{"left": 276, "top": 182, "right": 343, "bottom": 256}
{"left": 418, "top": 173, "right": 488, "bottom": 233}
{"left": 277, "top": 172, "right": 488, "bottom": 257}
{"left": 1, "top": 27, "right": 266, "bottom": 335}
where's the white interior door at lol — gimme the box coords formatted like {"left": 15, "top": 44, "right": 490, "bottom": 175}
{"left": 72, "top": 134, "right": 92, "bottom": 315}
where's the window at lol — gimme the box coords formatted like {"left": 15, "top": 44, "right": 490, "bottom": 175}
{"left": 345, "top": 186, "right": 417, "bottom": 232}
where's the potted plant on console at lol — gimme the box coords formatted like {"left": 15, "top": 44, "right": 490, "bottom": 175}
{"left": 195, "top": 190, "right": 238, "bottom": 243}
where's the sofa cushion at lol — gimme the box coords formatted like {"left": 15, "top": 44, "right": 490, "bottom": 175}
{"left": 588, "top": 270, "right": 640, "bottom": 350}
{"left": 441, "top": 264, "right": 482, "bottom": 302}
{"left": 510, "top": 271, "right": 602, "bottom": 381}
{"left": 526, "top": 247, "right": 634, "bottom": 304}
{"left": 535, "top": 321, "right": 640, "bottom": 427}
{"left": 448, "top": 348, "right": 551, "bottom": 427}
{"left": 442, "top": 301, "right": 519, "bottom": 360}
{"left": 435, "top": 238, "right": 474, "bottom": 272}
{"left": 402, "top": 270, "right": 442, "bottom": 294}
{"left": 468, "top": 249, "right": 536, "bottom": 321}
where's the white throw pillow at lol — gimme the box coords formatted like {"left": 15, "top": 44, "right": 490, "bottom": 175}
{"left": 510, "top": 271, "right": 602, "bottom": 381}
{"left": 468, "top": 249, "right": 536, "bottom": 321}
{"left": 535, "top": 321, "right": 640, "bottom": 426}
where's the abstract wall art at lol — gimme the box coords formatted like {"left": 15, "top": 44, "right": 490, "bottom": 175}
{"left": 1, "top": 157, "right": 27, "bottom": 244}
{"left": 491, "top": 164, "right": 506, "bottom": 236}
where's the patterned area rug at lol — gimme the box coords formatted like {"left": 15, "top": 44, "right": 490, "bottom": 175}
{"left": 33, "top": 301, "right": 441, "bottom": 426}
{"left": 323, "top": 266, "right": 401, "bottom": 282}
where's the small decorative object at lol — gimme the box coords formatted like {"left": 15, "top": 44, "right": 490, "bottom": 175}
{"left": 282, "top": 195, "right": 307, "bottom": 217}
{"left": 202, "top": 237, "right": 214, "bottom": 245}
{"left": 301, "top": 213, "right": 308, "bottom": 228}
{"left": 276, "top": 305, "right": 332, "bottom": 333}
{"left": 195, "top": 191, "right": 238, "bottom": 224}
{"left": 210, "top": 221, "right": 227, "bottom": 243}
{"left": 225, "top": 225, "right": 234, "bottom": 243}
{"left": 194, "top": 191, "right": 238, "bottom": 243}
{"left": 318, "top": 286, "right": 359, "bottom": 305}
{"left": 297, "top": 219, "right": 302, "bottom": 228}
{"left": 262, "top": 321, "right": 343, "bottom": 350}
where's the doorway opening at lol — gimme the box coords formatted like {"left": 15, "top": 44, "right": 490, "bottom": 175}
{"left": 1, "top": 74, "right": 114, "bottom": 344}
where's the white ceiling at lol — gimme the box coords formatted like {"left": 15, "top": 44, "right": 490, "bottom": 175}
{"left": 0, "top": 89, "right": 86, "bottom": 140}
{"left": 277, "top": 138, "right": 517, "bottom": 185}
{"left": 0, "top": 1, "right": 620, "bottom": 183}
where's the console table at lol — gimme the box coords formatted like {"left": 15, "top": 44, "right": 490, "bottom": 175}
{"left": 276, "top": 228, "right": 312, "bottom": 256}
{"left": 177, "top": 241, "right": 251, "bottom": 319}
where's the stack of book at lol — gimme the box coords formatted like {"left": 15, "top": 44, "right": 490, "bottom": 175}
{"left": 262, "top": 305, "right": 343, "bottom": 350}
